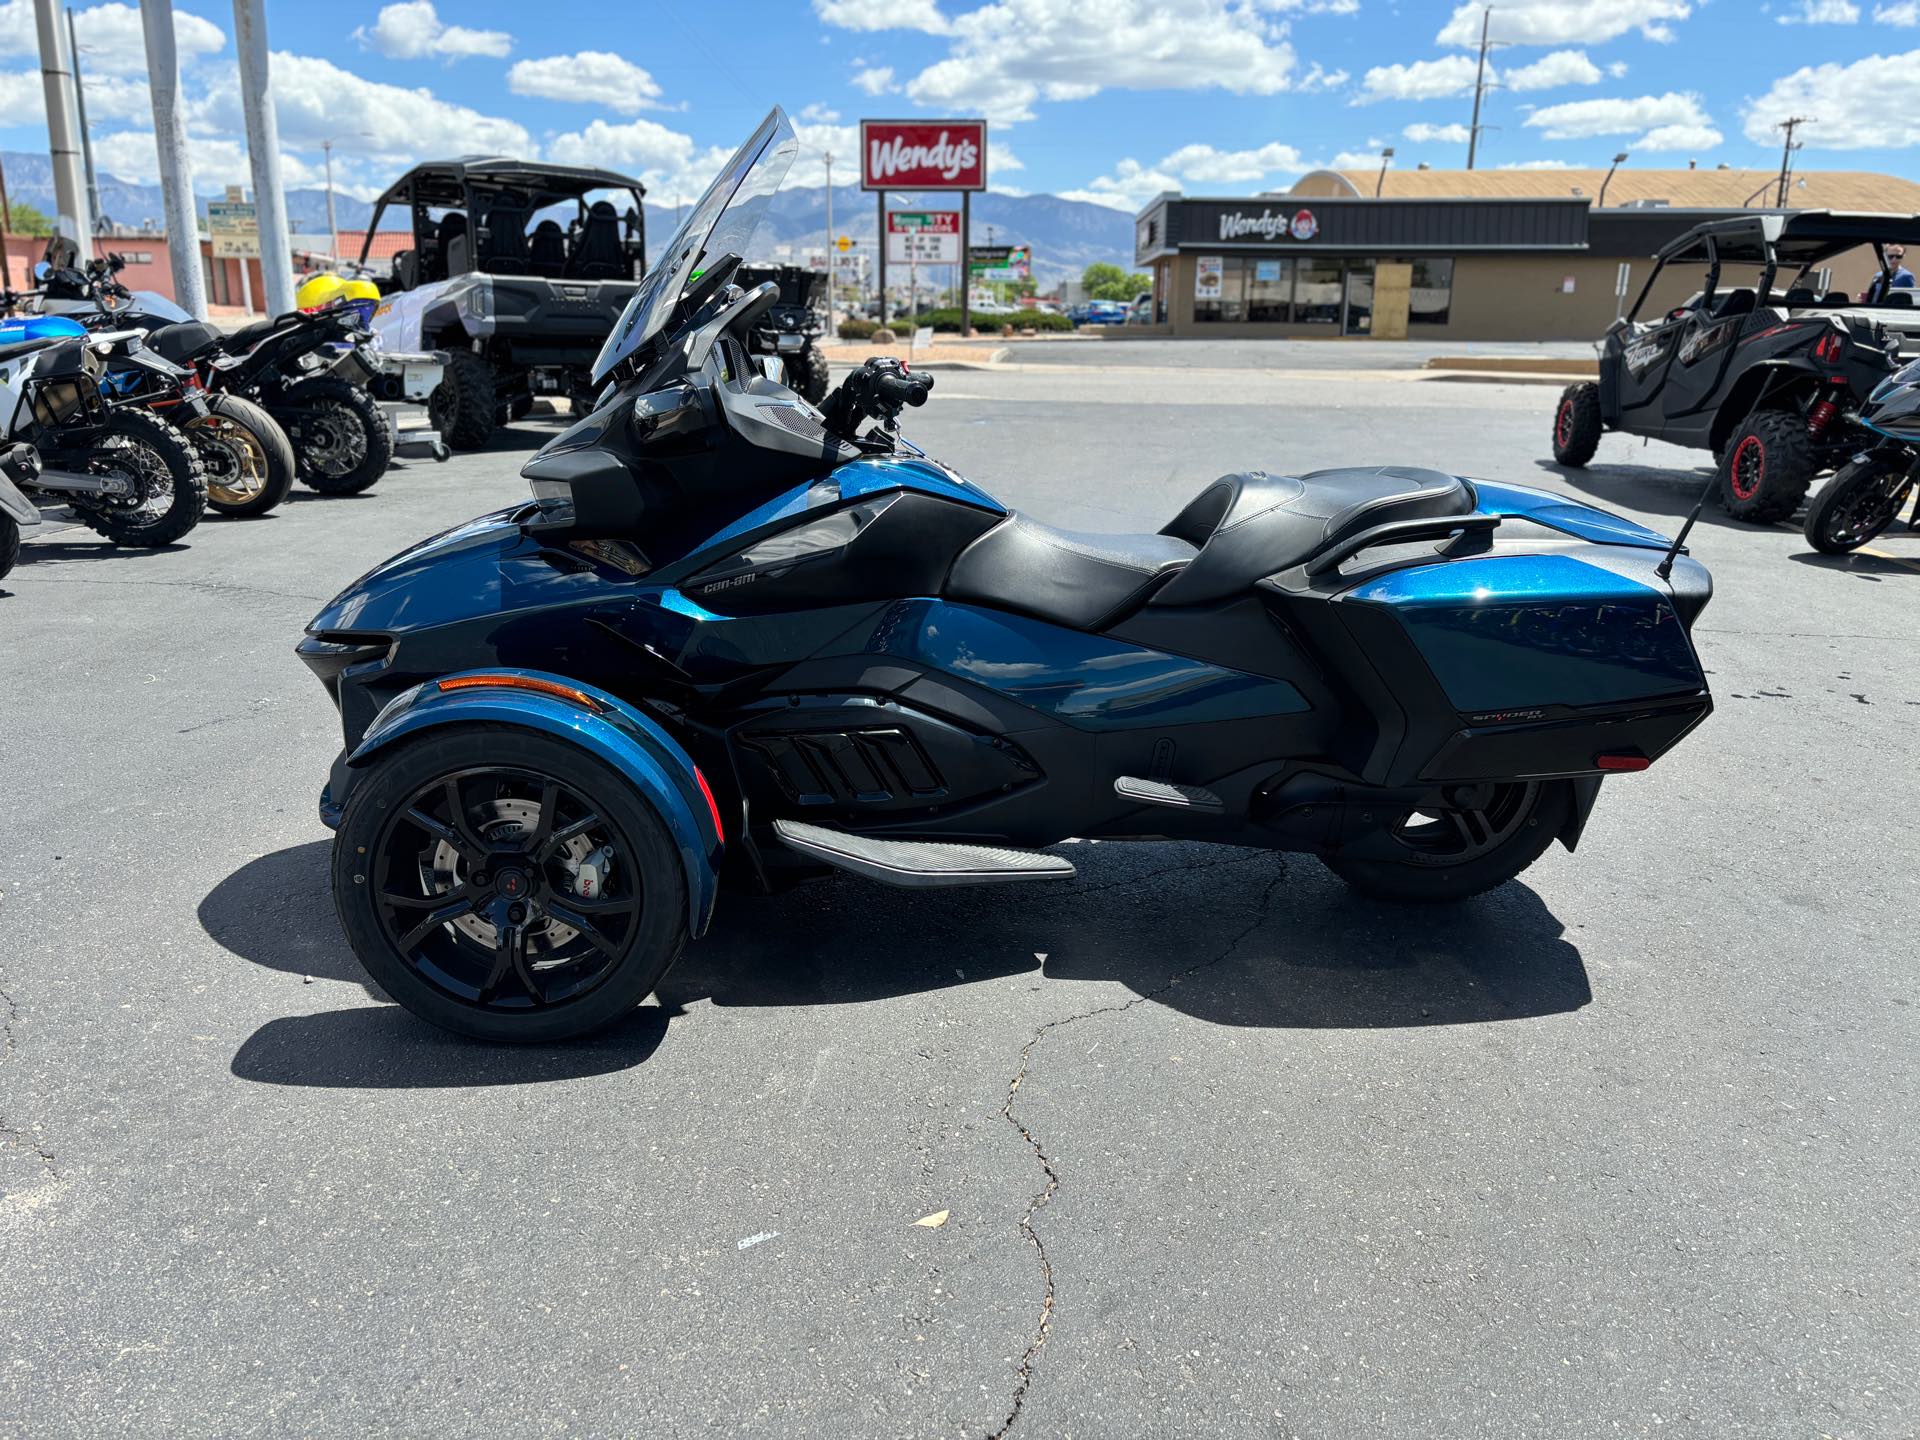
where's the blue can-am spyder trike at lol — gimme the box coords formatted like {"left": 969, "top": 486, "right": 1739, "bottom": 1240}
{"left": 299, "top": 109, "right": 1715, "bottom": 1042}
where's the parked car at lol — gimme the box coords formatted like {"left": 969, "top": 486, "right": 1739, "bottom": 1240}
{"left": 1079, "top": 300, "right": 1131, "bottom": 327}
{"left": 1551, "top": 211, "right": 1919, "bottom": 523}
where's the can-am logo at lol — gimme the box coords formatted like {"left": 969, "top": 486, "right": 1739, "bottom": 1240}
{"left": 861, "top": 120, "right": 988, "bottom": 191}
{"left": 1217, "top": 208, "right": 1319, "bottom": 242}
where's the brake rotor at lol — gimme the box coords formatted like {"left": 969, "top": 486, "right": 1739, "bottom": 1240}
{"left": 189, "top": 414, "right": 267, "bottom": 505}
{"left": 422, "top": 796, "right": 602, "bottom": 965}
{"left": 302, "top": 403, "right": 368, "bottom": 477}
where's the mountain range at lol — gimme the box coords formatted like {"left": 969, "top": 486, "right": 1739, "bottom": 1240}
{"left": 0, "top": 151, "right": 1137, "bottom": 285}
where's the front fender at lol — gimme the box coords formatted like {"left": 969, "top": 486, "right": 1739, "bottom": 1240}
{"left": 346, "top": 669, "right": 723, "bottom": 937}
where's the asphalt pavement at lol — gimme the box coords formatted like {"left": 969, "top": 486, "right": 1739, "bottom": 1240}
{"left": 1, "top": 346, "right": 1915, "bottom": 1438}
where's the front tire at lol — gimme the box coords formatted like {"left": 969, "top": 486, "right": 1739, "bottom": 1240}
{"left": 332, "top": 725, "right": 689, "bottom": 1043}
{"left": 1804, "top": 455, "right": 1916, "bottom": 554}
{"left": 793, "top": 346, "right": 831, "bottom": 405}
{"left": 1551, "top": 382, "right": 1602, "bottom": 468}
{"left": 279, "top": 377, "right": 393, "bottom": 496}
{"left": 429, "top": 352, "right": 497, "bottom": 450}
{"left": 1717, "top": 410, "right": 1815, "bottom": 524}
{"left": 193, "top": 393, "right": 295, "bottom": 517}
{"left": 0, "top": 513, "right": 17, "bottom": 580}
{"left": 60, "top": 406, "right": 206, "bottom": 546}
{"left": 1320, "top": 780, "right": 1572, "bottom": 903}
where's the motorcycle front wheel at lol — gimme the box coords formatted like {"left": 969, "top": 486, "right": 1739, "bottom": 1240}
{"left": 192, "top": 393, "right": 295, "bottom": 517}
{"left": 60, "top": 406, "right": 207, "bottom": 547}
{"left": 1803, "top": 457, "right": 1915, "bottom": 554}
{"left": 332, "top": 725, "right": 690, "bottom": 1043}
{"left": 1319, "top": 780, "right": 1571, "bottom": 902}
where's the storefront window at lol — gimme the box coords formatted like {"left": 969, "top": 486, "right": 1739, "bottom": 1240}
{"left": 1248, "top": 258, "right": 1292, "bottom": 322}
{"left": 1294, "top": 258, "right": 1342, "bottom": 324}
{"left": 1194, "top": 255, "right": 1247, "bottom": 322}
{"left": 1344, "top": 261, "right": 1374, "bottom": 335}
{"left": 1409, "top": 257, "right": 1453, "bottom": 325}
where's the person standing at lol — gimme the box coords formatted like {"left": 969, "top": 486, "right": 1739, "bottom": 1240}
{"left": 1862, "top": 244, "right": 1915, "bottom": 302}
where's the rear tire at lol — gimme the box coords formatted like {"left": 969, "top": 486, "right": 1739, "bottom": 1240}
{"left": 1551, "top": 382, "right": 1602, "bottom": 467}
{"left": 332, "top": 725, "right": 690, "bottom": 1043}
{"left": 1320, "top": 780, "right": 1572, "bottom": 903}
{"left": 61, "top": 406, "right": 206, "bottom": 547}
{"left": 1804, "top": 456, "right": 1916, "bottom": 554}
{"left": 0, "top": 513, "right": 18, "bottom": 580}
{"left": 430, "top": 352, "right": 496, "bottom": 450}
{"left": 194, "top": 393, "right": 295, "bottom": 517}
{"left": 280, "top": 377, "right": 393, "bottom": 495}
{"left": 1717, "top": 409, "right": 1815, "bottom": 524}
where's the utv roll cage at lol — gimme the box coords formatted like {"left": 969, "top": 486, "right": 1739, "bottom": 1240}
{"left": 1622, "top": 211, "right": 1920, "bottom": 325}
{"left": 359, "top": 157, "right": 647, "bottom": 290}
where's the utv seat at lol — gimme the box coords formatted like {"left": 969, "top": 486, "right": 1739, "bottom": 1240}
{"left": 1885, "top": 292, "right": 1915, "bottom": 308}
{"left": 1783, "top": 287, "right": 1818, "bottom": 308}
{"left": 479, "top": 190, "right": 532, "bottom": 275}
{"left": 567, "top": 201, "right": 624, "bottom": 279}
{"left": 528, "top": 220, "right": 567, "bottom": 277}
{"left": 1711, "top": 288, "right": 1756, "bottom": 320}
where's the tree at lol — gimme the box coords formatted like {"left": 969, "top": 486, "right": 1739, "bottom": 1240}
{"left": 2, "top": 201, "right": 54, "bottom": 237}
{"left": 1082, "top": 261, "right": 1150, "bottom": 301}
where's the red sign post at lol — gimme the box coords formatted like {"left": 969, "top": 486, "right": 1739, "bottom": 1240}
{"left": 861, "top": 118, "right": 987, "bottom": 336}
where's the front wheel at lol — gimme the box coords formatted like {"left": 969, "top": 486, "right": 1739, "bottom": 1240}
{"left": 192, "top": 393, "right": 295, "bottom": 517}
{"left": 59, "top": 405, "right": 206, "bottom": 546}
{"left": 1717, "top": 410, "right": 1815, "bottom": 524}
{"left": 279, "top": 377, "right": 394, "bottom": 495}
{"left": 1804, "top": 456, "right": 1915, "bottom": 554}
{"left": 429, "top": 352, "right": 497, "bottom": 450}
{"left": 1320, "top": 780, "right": 1572, "bottom": 903}
{"left": 0, "top": 513, "right": 17, "bottom": 580}
{"left": 332, "top": 725, "right": 689, "bottom": 1043}
{"left": 792, "top": 345, "right": 831, "bottom": 405}
{"left": 1551, "top": 383, "right": 1602, "bottom": 468}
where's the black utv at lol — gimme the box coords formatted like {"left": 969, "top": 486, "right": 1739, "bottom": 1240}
{"left": 360, "top": 157, "right": 647, "bottom": 450}
{"left": 735, "top": 263, "right": 831, "bottom": 403}
{"left": 1552, "top": 211, "right": 1917, "bottom": 522}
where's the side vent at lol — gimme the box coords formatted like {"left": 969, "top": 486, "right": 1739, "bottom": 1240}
{"left": 741, "top": 727, "right": 947, "bottom": 807}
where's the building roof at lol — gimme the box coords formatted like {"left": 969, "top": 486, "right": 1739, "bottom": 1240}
{"left": 1291, "top": 167, "right": 1920, "bottom": 213}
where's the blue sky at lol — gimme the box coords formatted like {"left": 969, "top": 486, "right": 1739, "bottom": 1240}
{"left": 0, "top": 0, "right": 1915, "bottom": 212}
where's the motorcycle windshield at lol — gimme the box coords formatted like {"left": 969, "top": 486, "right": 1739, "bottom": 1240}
{"left": 591, "top": 106, "right": 798, "bottom": 383}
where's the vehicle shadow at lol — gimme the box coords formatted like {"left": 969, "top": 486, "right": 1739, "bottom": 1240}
{"left": 1787, "top": 549, "right": 1920, "bottom": 578}
{"left": 9, "top": 539, "right": 195, "bottom": 563}
{"left": 211, "top": 840, "right": 1590, "bottom": 1088}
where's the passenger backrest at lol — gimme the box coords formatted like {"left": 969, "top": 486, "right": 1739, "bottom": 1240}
{"left": 480, "top": 191, "right": 531, "bottom": 275}
{"left": 528, "top": 220, "right": 566, "bottom": 276}
{"left": 1783, "top": 288, "right": 1817, "bottom": 307}
{"left": 568, "top": 201, "right": 624, "bottom": 279}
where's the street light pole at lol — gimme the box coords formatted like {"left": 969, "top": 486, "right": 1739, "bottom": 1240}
{"left": 323, "top": 139, "right": 339, "bottom": 264}
{"left": 823, "top": 150, "right": 833, "bottom": 334}
{"left": 1375, "top": 146, "right": 1395, "bottom": 197}
{"left": 230, "top": 0, "right": 295, "bottom": 315}
{"left": 1597, "top": 151, "right": 1629, "bottom": 208}
{"left": 33, "top": 0, "right": 92, "bottom": 259}
{"left": 66, "top": 8, "right": 102, "bottom": 231}
{"left": 140, "top": 0, "right": 206, "bottom": 317}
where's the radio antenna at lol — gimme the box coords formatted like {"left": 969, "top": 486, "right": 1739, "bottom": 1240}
{"left": 1656, "top": 469, "right": 1718, "bottom": 580}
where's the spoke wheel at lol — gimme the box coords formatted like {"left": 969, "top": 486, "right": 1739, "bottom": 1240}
{"left": 302, "top": 401, "right": 370, "bottom": 479}
{"left": 370, "top": 766, "right": 645, "bottom": 1013}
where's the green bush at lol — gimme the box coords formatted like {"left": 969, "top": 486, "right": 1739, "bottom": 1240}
{"left": 837, "top": 317, "right": 878, "bottom": 340}
{"left": 909, "top": 307, "right": 1072, "bottom": 333}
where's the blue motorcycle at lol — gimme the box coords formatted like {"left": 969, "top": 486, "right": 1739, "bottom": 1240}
{"left": 300, "top": 109, "right": 1715, "bottom": 1042}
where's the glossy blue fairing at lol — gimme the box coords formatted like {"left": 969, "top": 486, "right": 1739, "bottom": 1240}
{"left": 867, "top": 598, "right": 1308, "bottom": 730}
{"left": 1346, "top": 553, "right": 1704, "bottom": 711}
{"left": 689, "top": 455, "right": 1004, "bottom": 562}
{"left": 0, "top": 315, "right": 87, "bottom": 345}
{"left": 1470, "top": 480, "right": 1673, "bottom": 549}
{"left": 308, "top": 509, "right": 568, "bottom": 635}
{"left": 348, "top": 669, "right": 723, "bottom": 936}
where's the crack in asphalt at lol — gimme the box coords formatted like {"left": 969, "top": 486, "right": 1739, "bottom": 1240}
{"left": 985, "top": 864, "right": 1286, "bottom": 1438}
{"left": 0, "top": 982, "right": 57, "bottom": 1176}
{"left": 14, "top": 573, "right": 329, "bottom": 607}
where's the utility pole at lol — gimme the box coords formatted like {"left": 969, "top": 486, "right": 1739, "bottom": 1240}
{"left": 231, "top": 0, "right": 294, "bottom": 315}
{"left": 1775, "top": 116, "right": 1813, "bottom": 208}
{"left": 33, "top": 0, "right": 92, "bottom": 259}
{"left": 1466, "top": 5, "right": 1494, "bottom": 170}
{"left": 0, "top": 157, "right": 12, "bottom": 288}
{"left": 823, "top": 151, "right": 833, "bottom": 334}
{"left": 66, "top": 7, "right": 101, "bottom": 231}
{"left": 323, "top": 139, "right": 339, "bottom": 263}
{"left": 140, "top": 0, "right": 206, "bottom": 317}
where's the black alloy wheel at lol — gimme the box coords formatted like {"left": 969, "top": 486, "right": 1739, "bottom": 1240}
{"left": 1320, "top": 780, "right": 1571, "bottom": 902}
{"left": 1804, "top": 458, "right": 1916, "bottom": 554}
{"left": 1550, "top": 382, "right": 1602, "bottom": 468}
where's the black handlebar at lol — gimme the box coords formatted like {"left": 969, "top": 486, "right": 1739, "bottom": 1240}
{"left": 820, "top": 356, "right": 934, "bottom": 440}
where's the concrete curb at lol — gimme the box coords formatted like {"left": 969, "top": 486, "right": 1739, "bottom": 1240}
{"left": 1425, "top": 355, "right": 1599, "bottom": 377}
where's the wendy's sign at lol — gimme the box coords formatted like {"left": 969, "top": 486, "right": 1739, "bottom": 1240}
{"left": 860, "top": 119, "right": 987, "bottom": 191}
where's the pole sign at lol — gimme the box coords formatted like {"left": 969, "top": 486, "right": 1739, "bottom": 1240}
{"left": 968, "top": 244, "right": 1030, "bottom": 281}
{"left": 861, "top": 119, "right": 987, "bottom": 191}
{"left": 886, "top": 211, "right": 961, "bottom": 265}
{"left": 207, "top": 199, "right": 260, "bottom": 259}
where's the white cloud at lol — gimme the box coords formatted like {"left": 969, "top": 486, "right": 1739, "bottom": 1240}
{"left": 1524, "top": 90, "right": 1721, "bottom": 149}
{"left": 353, "top": 1, "right": 510, "bottom": 61}
{"left": 813, "top": 0, "right": 950, "bottom": 33}
{"left": 1438, "top": 0, "right": 1691, "bottom": 45}
{"left": 1297, "top": 61, "right": 1349, "bottom": 91}
{"left": 851, "top": 64, "right": 897, "bottom": 94}
{"left": 1064, "top": 139, "right": 1307, "bottom": 210}
{"left": 1359, "top": 54, "right": 1481, "bottom": 101}
{"left": 547, "top": 117, "right": 697, "bottom": 175}
{"left": 1498, "top": 158, "right": 1576, "bottom": 169}
{"left": 1607, "top": 59, "right": 1630, "bottom": 77}
{"left": 1777, "top": 0, "right": 1860, "bottom": 19}
{"left": 799, "top": 102, "right": 841, "bottom": 123}
{"left": 1741, "top": 50, "right": 1920, "bottom": 147}
{"left": 898, "top": 0, "right": 1301, "bottom": 125}
{"left": 90, "top": 129, "right": 327, "bottom": 192}
{"left": 1331, "top": 148, "right": 1389, "bottom": 167}
{"left": 1506, "top": 49, "right": 1602, "bottom": 89}
{"left": 1876, "top": 0, "right": 1920, "bottom": 19}
{"left": 1403, "top": 121, "right": 1472, "bottom": 142}
{"left": 0, "top": 0, "right": 224, "bottom": 75}
{"left": 508, "top": 52, "right": 663, "bottom": 113}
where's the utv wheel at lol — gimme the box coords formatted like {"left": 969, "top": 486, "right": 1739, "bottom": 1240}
{"left": 430, "top": 352, "right": 497, "bottom": 450}
{"left": 0, "top": 513, "right": 18, "bottom": 581}
{"left": 281, "top": 377, "right": 394, "bottom": 495}
{"left": 61, "top": 406, "right": 206, "bottom": 546}
{"left": 332, "top": 725, "right": 689, "bottom": 1043}
{"left": 794, "top": 346, "right": 831, "bottom": 405}
{"left": 1804, "top": 457, "right": 1916, "bottom": 554}
{"left": 193, "top": 393, "right": 295, "bottom": 517}
{"left": 1320, "top": 780, "right": 1571, "bottom": 903}
{"left": 1550, "top": 383, "right": 1602, "bottom": 468}
{"left": 505, "top": 391, "right": 535, "bottom": 423}
{"left": 1717, "top": 410, "right": 1815, "bottom": 524}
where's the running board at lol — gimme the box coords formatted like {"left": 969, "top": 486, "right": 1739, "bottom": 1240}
{"left": 772, "top": 820, "right": 1076, "bottom": 888}
{"left": 1114, "top": 776, "right": 1225, "bottom": 813}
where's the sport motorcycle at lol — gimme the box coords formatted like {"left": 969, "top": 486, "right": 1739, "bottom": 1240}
{"left": 299, "top": 108, "right": 1716, "bottom": 1042}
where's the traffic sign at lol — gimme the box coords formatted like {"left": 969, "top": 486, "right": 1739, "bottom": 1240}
{"left": 836, "top": 235, "right": 852, "bottom": 253}
{"left": 208, "top": 200, "right": 260, "bottom": 260}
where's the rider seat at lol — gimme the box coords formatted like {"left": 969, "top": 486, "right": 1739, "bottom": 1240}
{"left": 145, "top": 321, "right": 222, "bottom": 364}
{"left": 946, "top": 514, "right": 1197, "bottom": 630}
{"left": 223, "top": 317, "right": 282, "bottom": 351}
